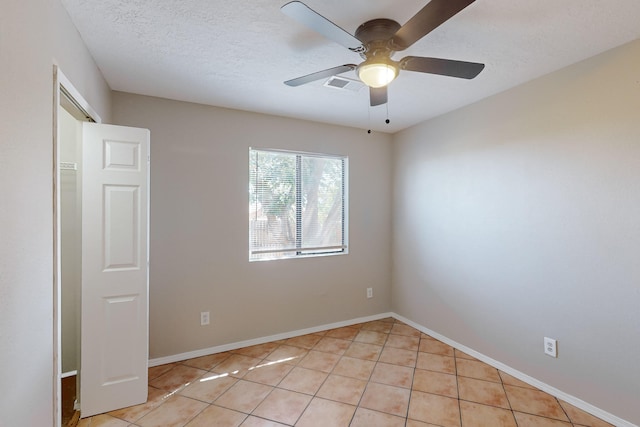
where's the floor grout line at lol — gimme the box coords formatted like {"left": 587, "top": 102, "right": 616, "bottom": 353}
{"left": 69, "top": 318, "right": 614, "bottom": 427}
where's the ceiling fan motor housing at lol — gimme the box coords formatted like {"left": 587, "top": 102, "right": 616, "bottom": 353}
{"left": 355, "top": 18, "right": 401, "bottom": 58}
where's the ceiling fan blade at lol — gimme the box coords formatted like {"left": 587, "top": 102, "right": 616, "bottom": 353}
{"left": 391, "top": 0, "right": 476, "bottom": 50}
{"left": 401, "top": 56, "right": 484, "bottom": 79}
{"left": 281, "top": 1, "right": 364, "bottom": 51}
{"left": 370, "top": 86, "right": 387, "bottom": 106}
{"left": 284, "top": 64, "right": 357, "bottom": 87}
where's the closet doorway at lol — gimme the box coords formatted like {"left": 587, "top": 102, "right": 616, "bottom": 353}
{"left": 54, "top": 67, "right": 150, "bottom": 425}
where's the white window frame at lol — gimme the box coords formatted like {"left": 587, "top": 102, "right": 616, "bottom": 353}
{"left": 249, "top": 148, "right": 349, "bottom": 261}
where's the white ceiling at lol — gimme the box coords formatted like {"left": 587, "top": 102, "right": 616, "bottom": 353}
{"left": 60, "top": 0, "right": 640, "bottom": 133}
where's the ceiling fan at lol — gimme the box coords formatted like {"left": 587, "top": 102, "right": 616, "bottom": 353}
{"left": 282, "top": 0, "right": 485, "bottom": 107}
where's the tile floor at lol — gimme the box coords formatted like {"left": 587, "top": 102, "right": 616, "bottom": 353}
{"left": 75, "top": 318, "right": 614, "bottom": 427}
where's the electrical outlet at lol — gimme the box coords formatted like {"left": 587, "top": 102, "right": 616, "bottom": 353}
{"left": 200, "top": 311, "right": 210, "bottom": 326}
{"left": 366, "top": 288, "right": 373, "bottom": 299}
{"left": 544, "top": 337, "right": 557, "bottom": 357}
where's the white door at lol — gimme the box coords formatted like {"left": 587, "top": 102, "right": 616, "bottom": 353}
{"left": 80, "top": 123, "right": 150, "bottom": 418}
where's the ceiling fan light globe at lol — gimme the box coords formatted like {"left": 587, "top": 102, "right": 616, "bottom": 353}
{"left": 357, "top": 62, "right": 398, "bottom": 88}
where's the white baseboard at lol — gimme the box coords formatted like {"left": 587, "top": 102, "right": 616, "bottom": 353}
{"left": 391, "top": 313, "right": 637, "bottom": 427}
{"left": 61, "top": 370, "right": 77, "bottom": 379}
{"left": 148, "top": 312, "right": 394, "bottom": 368}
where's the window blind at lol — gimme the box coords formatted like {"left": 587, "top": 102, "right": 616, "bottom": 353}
{"left": 249, "top": 148, "right": 347, "bottom": 261}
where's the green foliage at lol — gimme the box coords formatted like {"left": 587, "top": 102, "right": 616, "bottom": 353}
{"left": 250, "top": 150, "right": 296, "bottom": 217}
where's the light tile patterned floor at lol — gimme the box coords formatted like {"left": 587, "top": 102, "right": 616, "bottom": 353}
{"left": 76, "top": 318, "right": 614, "bottom": 427}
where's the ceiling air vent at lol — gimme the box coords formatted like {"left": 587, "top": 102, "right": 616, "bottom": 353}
{"left": 323, "top": 76, "right": 364, "bottom": 92}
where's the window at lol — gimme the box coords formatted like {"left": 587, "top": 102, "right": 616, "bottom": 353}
{"left": 249, "top": 148, "right": 348, "bottom": 261}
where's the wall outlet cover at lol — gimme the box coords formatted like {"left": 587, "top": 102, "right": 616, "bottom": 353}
{"left": 544, "top": 337, "right": 557, "bottom": 357}
{"left": 200, "top": 311, "right": 210, "bottom": 326}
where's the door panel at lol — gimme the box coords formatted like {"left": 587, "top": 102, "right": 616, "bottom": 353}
{"left": 102, "top": 294, "right": 141, "bottom": 384}
{"left": 80, "top": 123, "right": 149, "bottom": 418}
{"left": 103, "top": 185, "right": 140, "bottom": 269}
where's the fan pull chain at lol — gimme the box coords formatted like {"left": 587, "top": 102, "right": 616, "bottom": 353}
{"left": 368, "top": 93, "right": 391, "bottom": 134}
{"left": 386, "top": 101, "right": 390, "bottom": 125}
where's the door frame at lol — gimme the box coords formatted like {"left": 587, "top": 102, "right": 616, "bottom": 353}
{"left": 53, "top": 65, "right": 102, "bottom": 427}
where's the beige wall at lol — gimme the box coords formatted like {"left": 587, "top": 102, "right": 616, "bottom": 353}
{"left": 51, "top": 0, "right": 112, "bottom": 121}
{"left": 392, "top": 39, "right": 640, "bottom": 424}
{"left": 0, "top": 0, "right": 111, "bottom": 425}
{"left": 112, "top": 92, "right": 393, "bottom": 359}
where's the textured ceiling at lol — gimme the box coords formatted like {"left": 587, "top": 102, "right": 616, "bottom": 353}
{"left": 61, "top": 0, "right": 640, "bottom": 133}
